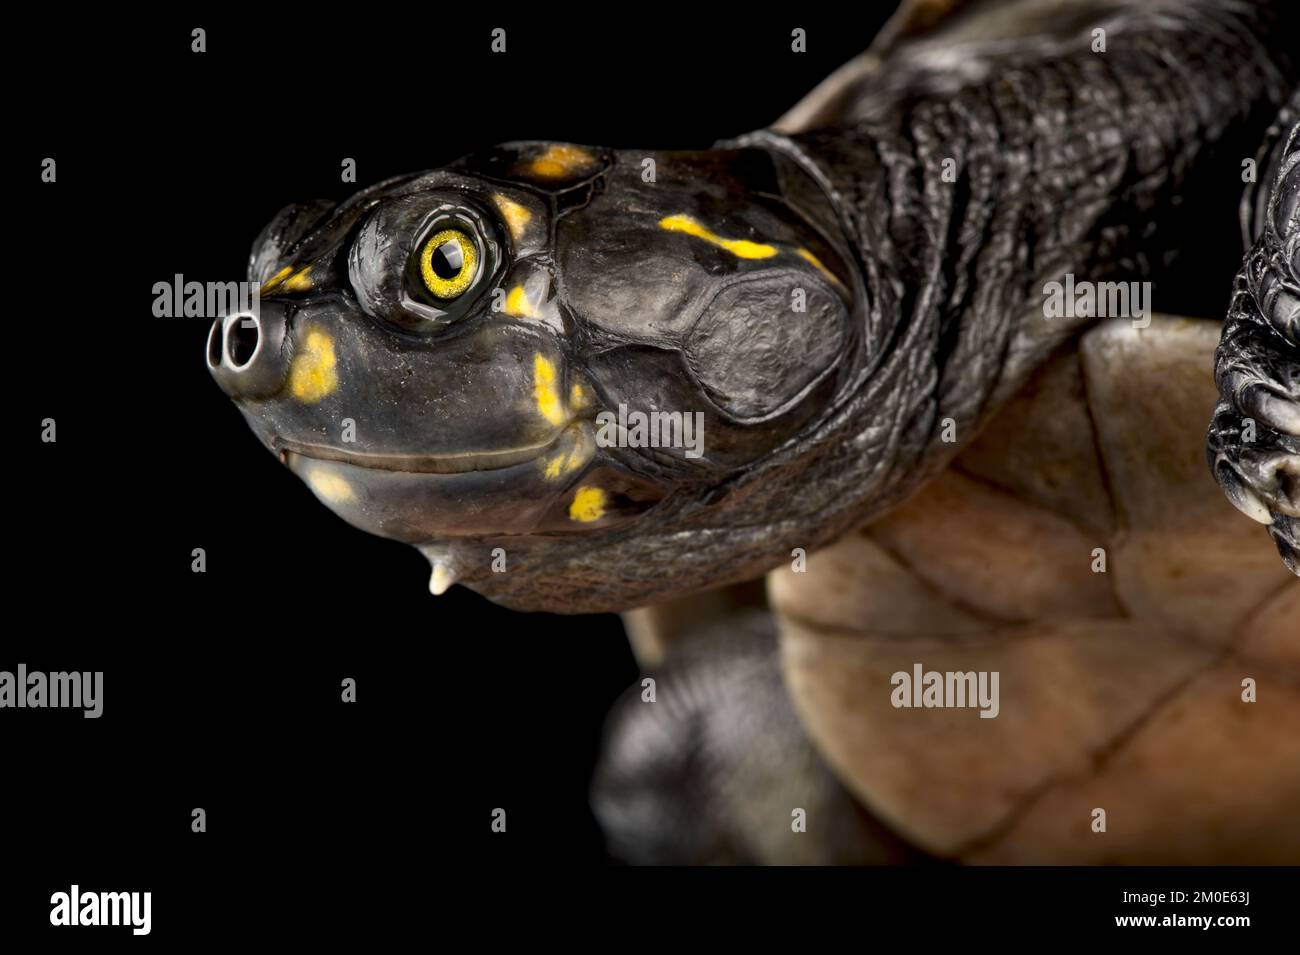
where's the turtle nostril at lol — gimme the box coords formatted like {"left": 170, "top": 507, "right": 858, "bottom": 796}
{"left": 206, "top": 319, "right": 223, "bottom": 369}
{"left": 208, "top": 304, "right": 286, "bottom": 398}
{"left": 226, "top": 315, "right": 260, "bottom": 369}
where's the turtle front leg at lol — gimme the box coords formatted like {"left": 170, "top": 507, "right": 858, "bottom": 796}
{"left": 1208, "top": 321, "right": 1299, "bottom": 572}
{"left": 593, "top": 608, "right": 923, "bottom": 865}
{"left": 1209, "top": 105, "right": 1300, "bottom": 575}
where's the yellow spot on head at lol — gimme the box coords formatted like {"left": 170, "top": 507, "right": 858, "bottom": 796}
{"left": 526, "top": 144, "right": 595, "bottom": 179}
{"left": 569, "top": 383, "right": 586, "bottom": 408}
{"left": 569, "top": 486, "right": 607, "bottom": 523}
{"left": 562, "top": 444, "right": 589, "bottom": 473}
{"left": 532, "top": 353, "right": 565, "bottom": 425}
{"left": 503, "top": 285, "right": 536, "bottom": 318}
{"left": 541, "top": 424, "right": 595, "bottom": 481}
{"left": 260, "top": 266, "right": 293, "bottom": 294}
{"left": 493, "top": 194, "right": 533, "bottom": 243}
{"left": 796, "top": 247, "right": 841, "bottom": 285}
{"left": 288, "top": 328, "right": 338, "bottom": 403}
{"left": 282, "top": 266, "right": 314, "bottom": 292}
{"left": 659, "top": 214, "right": 777, "bottom": 259}
{"left": 306, "top": 469, "right": 354, "bottom": 503}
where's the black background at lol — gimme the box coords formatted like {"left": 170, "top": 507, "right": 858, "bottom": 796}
{"left": 9, "top": 6, "right": 1295, "bottom": 944}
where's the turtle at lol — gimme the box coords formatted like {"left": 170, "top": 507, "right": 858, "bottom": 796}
{"left": 206, "top": 0, "right": 1299, "bottom": 863}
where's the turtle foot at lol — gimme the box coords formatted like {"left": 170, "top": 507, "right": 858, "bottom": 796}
{"left": 1208, "top": 97, "right": 1299, "bottom": 576}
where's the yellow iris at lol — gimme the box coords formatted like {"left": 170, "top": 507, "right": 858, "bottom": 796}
{"left": 419, "top": 228, "right": 478, "bottom": 299}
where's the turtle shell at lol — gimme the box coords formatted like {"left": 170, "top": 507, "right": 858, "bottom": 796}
{"left": 776, "top": 0, "right": 1136, "bottom": 133}
{"left": 770, "top": 317, "right": 1300, "bottom": 862}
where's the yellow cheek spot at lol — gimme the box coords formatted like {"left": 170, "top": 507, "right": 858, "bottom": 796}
{"left": 493, "top": 194, "right": 533, "bottom": 243}
{"left": 541, "top": 426, "right": 595, "bottom": 481}
{"left": 288, "top": 328, "right": 339, "bottom": 403}
{"left": 503, "top": 285, "right": 537, "bottom": 318}
{"left": 282, "top": 266, "right": 314, "bottom": 292}
{"left": 659, "top": 214, "right": 777, "bottom": 260}
{"left": 569, "top": 486, "right": 607, "bottom": 523}
{"left": 569, "top": 383, "right": 586, "bottom": 408}
{"left": 533, "top": 353, "right": 566, "bottom": 425}
{"left": 526, "top": 144, "right": 595, "bottom": 179}
{"left": 562, "top": 444, "right": 590, "bottom": 474}
{"left": 260, "top": 266, "right": 294, "bottom": 294}
{"left": 306, "top": 469, "right": 354, "bottom": 503}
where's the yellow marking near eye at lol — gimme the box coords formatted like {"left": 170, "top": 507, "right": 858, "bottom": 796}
{"left": 503, "top": 285, "right": 536, "bottom": 318}
{"left": 288, "top": 328, "right": 338, "bottom": 403}
{"left": 283, "top": 266, "right": 314, "bottom": 292}
{"left": 260, "top": 266, "right": 294, "bottom": 294}
{"left": 569, "top": 486, "right": 607, "bottom": 523}
{"left": 307, "top": 469, "right": 354, "bottom": 503}
{"left": 659, "top": 214, "right": 777, "bottom": 259}
{"left": 569, "top": 383, "right": 586, "bottom": 408}
{"left": 797, "top": 247, "right": 841, "bottom": 283}
{"left": 493, "top": 194, "right": 533, "bottom": 242}
{"left": 533, "top": 353, "right": 565, "bottom": 425}
{"left": 526, "top": 144, "right": 595, "bottom": 179}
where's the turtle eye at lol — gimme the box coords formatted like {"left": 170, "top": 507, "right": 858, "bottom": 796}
{"left": 420, "top": 228, "right": 479, "bottom": 299}
{"left": 349, "top": 199, "right": 501, "bottom": 333}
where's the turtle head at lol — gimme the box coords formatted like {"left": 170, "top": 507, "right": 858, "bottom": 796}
{"left": 207, "top": 141, "right": 860, "bottom": 611}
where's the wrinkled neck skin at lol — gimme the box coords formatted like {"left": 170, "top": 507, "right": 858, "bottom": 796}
{"left": 466, "top": 2, "right": 1296, "bottom": 613}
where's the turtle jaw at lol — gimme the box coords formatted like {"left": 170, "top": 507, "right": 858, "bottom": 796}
{"left": 272, "top": 429, "right": 571, "bottom": 476}
{"left": 277, "top": 418, "right": 632, "bottom": 543}
{"left": 282, "top": 449, "right": 573, "bottom": 542}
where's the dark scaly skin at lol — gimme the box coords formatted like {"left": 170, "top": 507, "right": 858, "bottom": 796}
{"left": 746, "top": 0, "right": 1298, "bottom": 523}
{"left": 210, "top": 1, "right": 1296, "bottom": 613}
{"left": 592, "top": 612, "right": 924, "bottom": 864}
{"left": 1208, "top": 89, "right": 1300, "bottom": 574}
{"left": 527, "top": 0, "right": 1296, "bottom": 612}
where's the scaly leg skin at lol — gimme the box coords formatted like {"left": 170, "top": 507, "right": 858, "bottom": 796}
{"left": 592, "top": 610, "right": 925, "bottom": 865}
{"left": 1210, "top": 95, "right": 1300, "bottom": 575}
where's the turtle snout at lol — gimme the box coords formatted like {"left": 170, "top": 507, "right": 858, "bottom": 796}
{"left": 207, "top": 301, "right": 288, "bottom": 399}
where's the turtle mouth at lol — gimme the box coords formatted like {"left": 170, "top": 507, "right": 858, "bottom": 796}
{"left": 273, "top": 423, "right": 585, "bottom": 475}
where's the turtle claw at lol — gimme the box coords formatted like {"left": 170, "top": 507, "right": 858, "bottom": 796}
{"left": 1208, "top": 97, "right": 1299, "bottom": 571}
{"left": 1246, "top": 388, "right": 1300, "bottom": 437}
{"left": 1239, "top": 446, "right": 1300, "bottom": 517}
{"left": 1268, "top": 516, "right": 1300, "bottom": 576}
{"left": 1209, "top": 389, "right": 1300, "bottom": 546}
{"left": 1213, "top": 454, "right": 1275, "bottom": 524}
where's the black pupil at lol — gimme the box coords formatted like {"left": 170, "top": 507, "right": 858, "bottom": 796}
{"left": 431, "top": 239, "right": 464, "bottom": 279}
